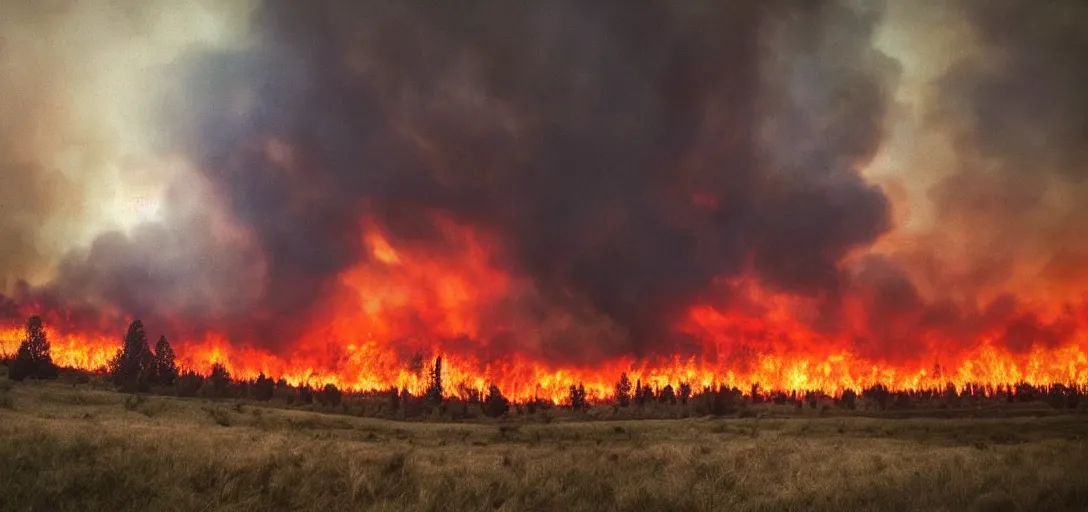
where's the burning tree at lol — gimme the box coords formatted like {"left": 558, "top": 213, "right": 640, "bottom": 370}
{"left": 615, "top": 372, "right": 632, "bottom": 407}
{"left": 426, "top": 356, "right": 444, "bottom": 405}
{"left": 8, "top": 316, "right": 58, "bottom": 381}
{"left": 660, "top": 384, "right": 676, "bottom": 404}
{"left": 841, "top": 388, "right": 858, "bottom": 410}
{"left": 110, "top": 320, "right": 154, "bottom": 392}
{"left": 569, "top": 383, "right": 587, "bottom": 411}
{"left": 152, "top": 335, "right": 178, "bottom": 386}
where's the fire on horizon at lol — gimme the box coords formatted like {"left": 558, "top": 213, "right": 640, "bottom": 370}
{"left": 2, "top": 0, "right": 1087, "bottom": 402}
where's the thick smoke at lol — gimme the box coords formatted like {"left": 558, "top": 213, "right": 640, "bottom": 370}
{"left": 98, "top": 0, "right": 891, "bottom": 361}
{"left": 9, "top": 0, "right": 1083, "bottom": 367}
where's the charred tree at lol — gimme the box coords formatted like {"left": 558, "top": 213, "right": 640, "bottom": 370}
{"left": 615, "top": 372, "right": 632, "bottom": 407}
{"left": 569, "top": 383, "right": 587, "bottom": 411}
{"left": 426, "top": 356, "right": 444, "bottom": 405}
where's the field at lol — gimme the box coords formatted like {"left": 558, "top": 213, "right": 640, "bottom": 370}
{"left": 1, "top": 378, "right": 1087, "bottom": 511}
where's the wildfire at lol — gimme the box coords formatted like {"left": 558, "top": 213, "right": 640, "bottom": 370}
{"left": 3, "top": 218, "right": 1088, "bottom": 404}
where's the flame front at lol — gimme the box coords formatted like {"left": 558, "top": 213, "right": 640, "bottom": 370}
{"left": 4, "top": 217, "right": 1086, "bottom": 404}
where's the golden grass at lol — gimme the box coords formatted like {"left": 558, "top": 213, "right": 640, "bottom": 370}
{"left": 1, "top": 380, "right": 1087, "bottom": 511}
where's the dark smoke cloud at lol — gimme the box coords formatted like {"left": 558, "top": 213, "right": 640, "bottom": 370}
{"left": 75, "top": 0, "right": 894, "bottom": 361}
{"left": 3, "top": 0, "right": 907, "bottom": 364}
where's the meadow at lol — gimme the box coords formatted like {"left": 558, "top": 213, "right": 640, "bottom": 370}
{"left": 1, "top": 374, "right": 1087, "bottom": 512}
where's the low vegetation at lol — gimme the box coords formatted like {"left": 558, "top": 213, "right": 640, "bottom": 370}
{"left": 1, "top": 376, "right": 1087, "bottom": 511}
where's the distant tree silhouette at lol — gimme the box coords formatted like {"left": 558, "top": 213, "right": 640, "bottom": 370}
{"left": 841, "top": 388, "right": 858, "bottom": 410}
{"left": 660, "top": 384, "right": 676, "bottom": 404}
{"left": 316, "top": 383, "right": 342, "bottom": 407}
{"left": 634, "top": 379, "right": 646, "bottom": 406}
{"left": 426, "top": 356, "right": 443, "bottom": 405}
{"left": 253, "top": 373, "right": 274, "bottom": 401}
{"left": 110, "top": 320, "right": 154, "bottom": 392}
{"left": 208, "top": 363, "right": 231, "bottom": 397}
{"left": 8, "top": 316, "right": 58, "bottom": 381}
{"left": 389, "top": 387, "right": 401, "bottom": 411}
{"left": 484, "top": 384, "right": 510, "bottom": 418}
{"left": 710, "top": 386, "right": 742, "bottom": 415}
{"left": 152, "top": 335, "right": 178, "bottom": 386}
{"left": 640, "top": 382, "right": 655, "bottom": 403}
{"left": 615, "top": 372, "right": 632, "bottom": 407}
{"left": 298, "top": 384, "right": 314, "bottom": 405}
{"left": 678, "top": 382, "right": 692, "bottom": 404}
{"left": 569, "top": 383, "right": 587, "bottom": 411}
{"left": 863, "top": 384, "right": 890, "bottom": 410}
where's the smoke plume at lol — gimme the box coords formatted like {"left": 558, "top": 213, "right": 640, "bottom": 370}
{"left": 2, "top": 0, "right": 1086, "bottom": 373}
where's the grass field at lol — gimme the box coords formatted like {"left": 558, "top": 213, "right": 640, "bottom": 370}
{"left": 1, "top": 379, "right": 1087, "bottom": 511}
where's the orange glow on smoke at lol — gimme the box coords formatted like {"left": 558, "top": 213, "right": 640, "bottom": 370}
{"left": 3, "top": 217, "right": 1088, "bottom": 403}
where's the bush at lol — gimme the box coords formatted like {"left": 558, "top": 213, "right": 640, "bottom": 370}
{"left": 176, "top": 371, "right": 204, "bottom": 398}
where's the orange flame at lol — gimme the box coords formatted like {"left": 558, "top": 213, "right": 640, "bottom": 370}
{"left": 3, "top": 217, "right": 1087, "bottom": 403}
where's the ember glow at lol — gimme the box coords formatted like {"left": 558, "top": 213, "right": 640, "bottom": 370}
{"left": 3, "top": 1, "right": 1088, "bottom": 402}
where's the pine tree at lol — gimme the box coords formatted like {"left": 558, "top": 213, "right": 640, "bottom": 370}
{"left": 660, "top": 384, "right": 676, "bottom": 404}
{"left": 209, "top": 363, "right": 231, "bottom": 397}
{"left": 9, "top": 316, "right": 58, "bottom": 381}
{"left": 426, "top": 356, "right": 443, "bottom": 405}
{"left": 615, "top": 372, "right": 632, "bottom": 407}
{"left": 110, "top": 320, "right": 154, "bottom": 392}
{"left": 484, "top": 384, "right": 510, "bottom": 418}
{"left": 152, "top": 335, "right": 178, "bottom": 386}
{"left": 253, "top": 373, "right": 275, "bottom": 401}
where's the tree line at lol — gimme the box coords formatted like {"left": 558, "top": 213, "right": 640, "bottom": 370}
{"left": 5, "top": 316, "right": 178, "bottom": 391}
{"left": 4, "top": 316, "right": 1086, "bottom": 418}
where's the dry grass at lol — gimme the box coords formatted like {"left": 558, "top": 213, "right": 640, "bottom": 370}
{"left": 0, "top": 380, "right": 1087, "bottom": 511}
